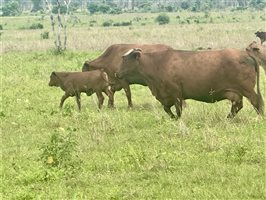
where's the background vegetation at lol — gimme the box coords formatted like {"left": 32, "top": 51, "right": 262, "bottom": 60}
{"left": 1, "top": 3, "right": 266, "bottom": 200}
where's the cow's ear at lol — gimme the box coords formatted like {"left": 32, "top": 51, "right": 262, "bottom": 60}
{"left": 247, "top": 41, "right": 260, "bottom": 52}
{"left": 133, "top": 51, "right": 141, "bottom": 60}
{"left": 132, "top": 48, "right": 142, "bottom": 60}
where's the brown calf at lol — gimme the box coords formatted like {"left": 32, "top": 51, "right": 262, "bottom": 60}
{"left": 49, "top": 70, "right": 112, "bottom": 110}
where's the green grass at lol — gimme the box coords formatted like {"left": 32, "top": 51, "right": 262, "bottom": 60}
{"left": 1, "top": 10, "right": 266, "bottom": 199}
{"left": 1, "top": 50, "right": 265, "bottom": 199}
{"left": 1, "top": 10, "right": 265, "bottom": 52}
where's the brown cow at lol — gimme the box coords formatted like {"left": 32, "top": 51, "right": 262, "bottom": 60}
{"left": 116, "top": 47, "right": 264, "bottom": 118}
{"left": 255, "top": 31, "right": 266, "bottom": 44}
{"left": 82, "top": 44, "right": 173, "bottom": 108}
{"left": 49, "top": 70, "right": 112, "bottom": 111}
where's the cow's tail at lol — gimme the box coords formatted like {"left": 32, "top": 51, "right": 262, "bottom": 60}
{"left": 82, "top": 61, "right": 90, "bottom": 72}
{"left": 251, "top": 56, "right": 264, "bottom": 114}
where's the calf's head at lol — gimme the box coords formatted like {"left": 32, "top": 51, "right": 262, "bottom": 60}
{"left": 116, "top": 48, "right": 142, "bottom": 79}
{"left": 48, "top": 72, "right": 61, "bottom": 87}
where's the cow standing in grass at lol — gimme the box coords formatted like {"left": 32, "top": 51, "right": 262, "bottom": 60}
{"left": 116, "top": 44, "right": 264, "bottom": 119}
{"left": 49, "top": 70, "right": 112, "bottom": 111}
{"left": 82, "top": 44, "right": 173, "bottom": 108}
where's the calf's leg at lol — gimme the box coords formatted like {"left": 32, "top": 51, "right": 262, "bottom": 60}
{"left": 60, "top": 93, "right": 70, "bottom": 108}
{"left": 96, "top": 91, "right": 104, "bottom": 109}
{"left": 104, "top": 87, "right": 114, "bottom": 108}
{"left": 75, "top": 93, "right": 81, "bottom": 111}
{"left": 107, "top": 87, "right": 115, "bottom": 108}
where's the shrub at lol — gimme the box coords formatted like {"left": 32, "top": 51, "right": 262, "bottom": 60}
{"left": 41, "top": 31, "right": 49, "bottom": 39}
{"left": 102, "top": 20, "right": 112, "bottom": 27}
{"left": 40, "top": 128, "right": 82, "bottom": 180}
{"left": 155, "top": 13, "right": 170, "bottom": 25}
{"left": 29, "top": 23, "right": 43, "bottom": 29}
{"left": 0, "top": 25, "right": 3, "bottom": 30}
{"left": 113, "top": 21, "right": 132, "bottom": 26}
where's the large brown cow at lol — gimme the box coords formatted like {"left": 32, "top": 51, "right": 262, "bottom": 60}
{"left": 116, "top": 46, "right": 264, "bottom": 118}
{"left": 82, "top": 44, "right": 173, "bottom": 107}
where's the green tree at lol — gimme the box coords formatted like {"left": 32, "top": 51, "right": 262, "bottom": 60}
{"left": 1, "top": 0, "right": 21, "bottom": 16}
{"left": 31, "top": 0, "right": 43, "bottom": 12}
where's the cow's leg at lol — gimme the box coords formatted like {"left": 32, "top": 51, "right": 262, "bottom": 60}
{"left": 119, "top": 80, "right": 132, "bottom": 108}
{"left": 107, "top": 87, "right": 115, "bottom": 108}
{"left": 163, "top": 105, "right": 176, "bottom": 119}
{"left": 224, "top": 91, "right": 243, "bottom": 118}
{"left": 174, "top": 99, "right": 182, "bottom": 118}
{"left": 96, "top": 91, "right": 104, "bottom": 109}
{"left": 124, "top": 84, "right": 132, "bottom": 108}
{"left": 227, "top": 98, "right": 243, "bottom": 118}
{"left": 60, "top": 93, "right": 70, "bottom": 109}
{"left": 245, "top": 91, "right": 264, "bottom": 115}
{"left": 104, "top": 87, "right": 114, "bottom": 108}
{"left": 75, "top": 93, "right": 81, "bottom": 111}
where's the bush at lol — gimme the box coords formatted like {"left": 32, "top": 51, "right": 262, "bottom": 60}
{"left": 40, "top": 128, "right": 82, "bottom": 180}
{"left": 102, "top": 20, "right": 112, "bottom": 27}
{"left": 29, "top": 23, "right": 43, "bottom": 29}
{"left": 155, "top": 13, "right": 170, "bottom": 25}
{"left": 113, "top": 21, "right": 132, "bottom": 27}
{"left": 0, "top": 25, "right": 3, "bottom": 30}
{"left": 41, "top": 31, "right": 49, "bottom": 39}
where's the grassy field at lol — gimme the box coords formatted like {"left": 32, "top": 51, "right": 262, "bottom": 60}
{"left": 1, "top": 10, "right": 266, "bottom": 199}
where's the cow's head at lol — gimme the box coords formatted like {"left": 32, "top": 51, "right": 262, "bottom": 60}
{"left": 246, "top": 41, "right": 266, "bottom": 74}
{"left": 116, "top": 48, "right": 142, "bottom": 79}
{"left": 246, "top": 41, "right": 266, "bottom": 65}
{"left": 48, "top": 72, "right": 60, "bottom": 87}
{"left": 255, "top": 31, "right": 260, "bottom": 37}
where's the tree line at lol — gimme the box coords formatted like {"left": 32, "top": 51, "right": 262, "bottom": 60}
{"left": 1, "top": 0, "right": 265, "bottom": 16}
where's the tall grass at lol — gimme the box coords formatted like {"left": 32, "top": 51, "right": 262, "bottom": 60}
{"left": 1, "top": 10, "right": 266, "bottom": 199}
{"left": 1, "top": 10, "right": 265, "bottom": 52}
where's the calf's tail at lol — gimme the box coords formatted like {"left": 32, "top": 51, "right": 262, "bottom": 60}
{"left": 100, "top": 69, "right": 109, "bottom": 83}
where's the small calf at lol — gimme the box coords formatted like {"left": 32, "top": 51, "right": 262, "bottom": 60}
{"left": 255, "top": 31, "right": 266, "bottom": 44}
{"left": 49, "top": 70, "right": 113, "bottom": 110}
